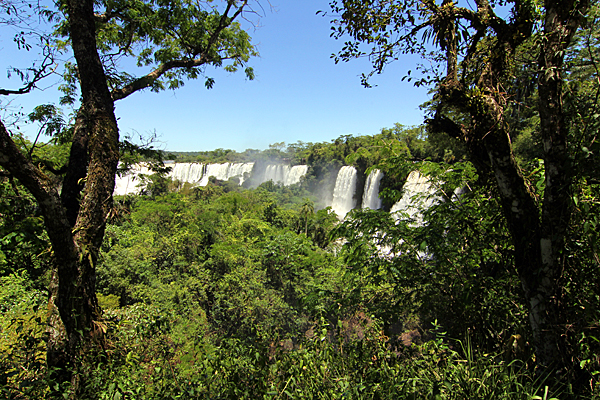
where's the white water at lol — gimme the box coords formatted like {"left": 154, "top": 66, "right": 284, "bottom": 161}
{"left": 390, "top": 171, "right": 439, "bottom": 224}
{"left": 198, "top": 162, "right": 255, "bottom": 186}
{"left": 226, "top": 162, "right": 255, "bottom": 185}
{"left": 260, "top": 164, "right": 308, "bottom": 186}
{"left": 331, "top": 166, "right": 358, "bottom": 219}
{"left": 285, "top": 165, "right": 309, "bottom": 186}
{"left": 199, "top": 163, "right": 229, "bottom": 186}
{"left": 263, "top": 164, "right": 289, "bottom": 184}
{"left": 370, "top": 171, "right": 440, "bottom": 259}
{"left": 114, "top": 162, "right": 256, "bottom": 195}
{"left": 114, "top": 164, "right": 152, "bottom": 195}
{"left": 361, "top": 169, "right": 384, "bottom": 210}
{"left": 169, "top": 163, "right": 205, "bottom": 183}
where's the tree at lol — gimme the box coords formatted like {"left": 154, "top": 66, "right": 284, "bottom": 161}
{"left": 299, "top": 198, "right": 314, "bottom": 236}
{"left": 326, "top": 0, "right": 591, "bottom": 372}
{"left": 0, "top": 0, "right": 257, "bottom": 389}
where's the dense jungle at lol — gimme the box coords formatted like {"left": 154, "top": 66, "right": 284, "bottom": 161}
{"left": 1, "top": 0, "right": 600, "bottom": 399}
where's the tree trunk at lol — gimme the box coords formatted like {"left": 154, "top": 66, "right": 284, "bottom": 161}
{"left": 430, "top": 56, "right": 565, "bottom": 373}
{"left": 0, "top": 0, "right": 120, "bottom": 391}
{"left": 428, "top": 0, "right": 590, "bottom": 371}
{"left": 527, "top": 0, "right": 590, "bottom": 370}
{"left": 0, "top": 118, "right": 83, "bottom": 383}
{"left": 60, "top": 107, "right": 90, "bottom": 227}
{"left": 46, "top": 0, "right": 120, "bottom": 379}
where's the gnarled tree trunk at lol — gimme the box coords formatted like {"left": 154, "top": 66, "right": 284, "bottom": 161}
{"left": 427, "top": 0, "right": 589, "bottom": 372}
{"left": 47, "top": 0, "right": 120, "bottom": 380}
{"left": 0, "top": 0, "right": 119, "bottom": 390}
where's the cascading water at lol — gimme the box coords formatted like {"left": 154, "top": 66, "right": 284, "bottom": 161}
{"left": 262, "top": 164, "right": 289, "bottom": 184}
{"left": 225, "top": 162, "right": 255, "bottom": 185}
{"left": 390, "top": 171, "right": 439, "bottom": 224}
{"left": 259, "top": 164, "right": 308, "bottom": 186}
{"left": 169, "top": 163, "right": 205, "bottom": 183}
{"left": 199, "top": 163, "right": 230, "bottom": 186}
{"left": 331, "top": 166, "right": 358, "bottom": 219}
{"left": 285, "top": 165, "right": 309, "bottom": 186}
{"left": 198, "top": 162, "right": 255, "bottom": 186}
{"left": 115, "top": 162, "right": 257, "bottom": 194}
{"left": 361, "top": 169, "right": 384, "bottom": 210}
{"left": 369, "top": 171, "right": 440, "bottom": 259}
{"left": 114, "top": 164, "right": 151, "bottom": 195}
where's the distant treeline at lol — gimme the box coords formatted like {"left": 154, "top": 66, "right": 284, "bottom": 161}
{"left": 162, "top": 123, "right": 474, "bottom": 166}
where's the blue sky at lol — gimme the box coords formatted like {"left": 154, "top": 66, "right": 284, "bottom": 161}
{"left": 1, "top": 1, "right": 431, "bottom": 152}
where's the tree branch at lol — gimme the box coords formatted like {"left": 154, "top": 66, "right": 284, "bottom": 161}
{"left": 111, "top": 1, "right": 251, "bottom": 101}
{"left": 111, "top": 56, "right": 211, "bottom": 100}
{"left": 426, "top": 114, "right": 466, "bottom": 141}
{"left": 0, "top": 51, "right": 57, "bottom": 96}
{"left": 0, "top": 117, "right": 77, "bottom": 261}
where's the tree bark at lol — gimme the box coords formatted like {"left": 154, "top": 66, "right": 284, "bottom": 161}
{"left": 44, "top": 0, "right": 120, "bottom": 377}
{"left": 527, "top": 0, "right": 590, "bottom": 370}
{"left": 0, "top": 0, "right": 120, "bottom": 389}
{"left": 427, "top": 0, "right": 589, "bottom": 370}
{"left": 60, "top": 107, "right": 90, "bottom": 227}
{"left": 0, "top": 117, "right": 81, "bottom": 382}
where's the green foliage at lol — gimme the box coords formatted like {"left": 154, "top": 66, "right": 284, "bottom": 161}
{"left": 3, "top": 109, "right": 599, "bottom": 397}
{"left": 3, "top": 31, "right": 600, "bottom": 390}
{"left": 71, "top": 312, "right": 573, "bottom": 400}
{"left": 334, "top": 162, "right": 527, "bottom": 351}
{"left": 98, "top": 187, "right": 340, "bottom": 344}
{"left": 4, "top": 148, "right": 600, "bottom": 398}
{"left": 212, "top": 262, "right": 297, "bottom": 341}
{"left": 27, "top": 104, "right": 68, "bottom": 144}
{"left": 0, "top": 177, "right": 51, "bottom": 282}
{"left": 0, "top": 272, "right": 47, "bottom": 398}
{"left": 56, "top": 0, "right": 258, "bottom": 103}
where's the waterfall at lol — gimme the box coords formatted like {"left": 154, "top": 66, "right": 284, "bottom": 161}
{"left": 115, "top": 162, "right": 255, "bottom": 194}
{"left": 226, "top": 162, "right": 255, "bottom": 185}
{"left": 169, "top": 162, "right": 205, "bottom": 183}
{"left": 114, "top": 164, "right": 151, "bottom": 195}
{"left": 285, "top": 165, "right": 309, "bottom": 186}
{"left": 262, "top": 164, "right": 289, "bottom": 184}
{"left": 199, "top": 163, "right": 229, "bottom": 186}
{"left": 260, "top": 164, "right": 308, "bottom": 186}
{"left": 199, "top": 162, "right": 255, "bottom": 186}
{"left": 361, "top": 169, "right": 384, "bottom": 210}
{"left": 390, "top": 171, "right": 439, "bottom": 224}
{"left": 114, "top": 161, "right": 306, "bottom": 194}
{"left": 331, "top": 166, "right": 358, "bottom": 219}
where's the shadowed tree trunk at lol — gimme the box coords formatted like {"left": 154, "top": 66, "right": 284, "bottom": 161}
{"left": 0, "top": 0, "right": 257, "bottom": 393}
{"left": 47, "top": 0, "right": 120, "bottom": 382}
{"left": 328, "top": 0, "right": 590, "bottom": 371}
{"left": 426, "top": 0, "right": 588, "bottom": 371}
{"left": 0, "top": 0, "right": 119, "bottom": 389}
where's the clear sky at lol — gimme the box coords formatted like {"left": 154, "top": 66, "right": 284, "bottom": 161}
{"left": 1, "top": 0, "right": 431, "bottom": 153}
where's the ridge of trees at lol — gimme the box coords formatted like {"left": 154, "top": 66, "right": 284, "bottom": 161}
{"left": 164, "top": 123, "right": 462, "bottom": 164}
